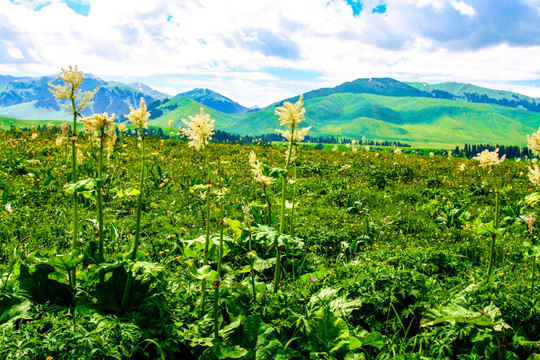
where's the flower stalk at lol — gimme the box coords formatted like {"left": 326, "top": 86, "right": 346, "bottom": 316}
{"left": 487, "top": 190, "right": 499, "bottom": 281}
{"left": 272, "top": 95, "right": 309, "bottom": 294}
{"left": 120, "top": 99, "right": 149, "bottom": 310}
{"left": 213, "top": 193, "right": 225, "bottom": 339}
{"left": 200, "top": 152, "right": 212, "bottom": 310}
{"left": 179, "top": 107, "right": 215, "bottom": 310}
{"left": 49, "top": 65, "right": 96, "bottom": 287}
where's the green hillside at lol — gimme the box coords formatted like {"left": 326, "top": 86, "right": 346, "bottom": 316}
{"left": 163, "top": 92, "right": 540, "bottom": 148}
{"left": 148, "top": 97, "right": 241, "bottom": 131}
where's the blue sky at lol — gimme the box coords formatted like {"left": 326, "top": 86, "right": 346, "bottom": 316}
{"left": 1, "top": 0, "right": 540, "bottom": 107}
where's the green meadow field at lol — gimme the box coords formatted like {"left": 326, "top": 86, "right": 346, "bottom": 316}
{"left": 0, "top": 125, "right": 539, "bottom": 359}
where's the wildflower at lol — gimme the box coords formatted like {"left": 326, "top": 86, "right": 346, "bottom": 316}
{"left": 118, "top": 123, "right": 127, "bottom": 132}
{"left": 76, "top": 148, "right": 84, "bottom": 165}
{"left": 30, "top": 133, "right": 38, "bottom": 140}
{"left": 459, "top": 163, "right": 466, "bottom": 172}
{"left": 276, "top": 126, "right": 311, "bottom": 143}
{"left": 168, "top": 119, "right": 174, "bottom": 128}
{"left": 429, "top": 151, "right": 434, "bottom": 158}
{"left": 81, "top": 112, "right": 115, "bottom": 133}
{"left": 60, "top": 122, "right": 70, "bottom": 137}
{"left": 448, "top": 150, "right": 452, "bottom": 159}
{"left": 249, "top": 151, "right": 275, "bottom": 186}
{"left": 527, "top": 213, "right": 536, "bottom": 237}
{"left": 274, "top": 95, "right": 306, "bottom": 127}
{"left": 55, "top": 136, "right": 66, "bottom": 147}
{"left": 528, "top": 164, "right": 540, "bottom": 187}
{"left": 49, "top": 65, "right": 96, "bottom": 116}
{"left": 284, "top": 147, "right": 297, "bottom": 162}
{"left": 474, "top": 148, "right": 505, "bottom": 170}
{"left": 126, "top": 98, "right": 149, "bottom": 130}
{"left": 5, "top": 203, "right": 12, "bottom": 214}
{"left": 46, "top": 123, "right": 54, "bottom": 130}
{"left": 341, "top": 164, "right": 351, "bottom": 171}
{"left": 310, "top": 277, "right": 317, "bottom": 282}
{"left": 527, "top": 127, "right": 540, "bottom": 156}
{"left": 394, "top": 148, "right": 402, "bottom": 154}
{"left": 180, "top": 107, "right": 215, "bottom": 151}
{"left": 332, "top": 145, "right": 338, "bottom": 151}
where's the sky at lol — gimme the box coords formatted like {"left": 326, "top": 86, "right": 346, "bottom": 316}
{"left": 1, "top": 0, "right": 540, "bottom": 107}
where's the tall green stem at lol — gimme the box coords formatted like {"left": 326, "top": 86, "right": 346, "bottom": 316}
{"left": 98, "top": 128, "right": 105, "bottom": 261}
{"left": 70, "top": 99, "right": 78, "bottom": 287}
{"left": 532, "top": 256, "right": 537, "bottom": 297}
{"left": 263, "top": 186, "right": 272, "bottom": 225}
{"left": 121, "top": 135, "right": 145, "bottom": 310}
{"left": 200, "top": 149, "right": 212, "bottom": 310}
{"left": 248, "top": 223, "right": 256, "bottom": 302}
{"left": 273, "top": 126, "right": 295, "bottom": 294}
{"left": 213, "top": 199, "right": 225, "bottom": 339}
{"left": 487, "top": 190, "right": 499, "bottom": 281}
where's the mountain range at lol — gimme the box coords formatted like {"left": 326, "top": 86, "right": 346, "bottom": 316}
{"left": 1, "top": 74, "right": 539, "bottom": 147}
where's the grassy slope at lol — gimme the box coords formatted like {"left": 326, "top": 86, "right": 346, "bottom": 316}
{"left": 7, "top": 91, "right": 540, "bottom": 148}
{"left": 148, "top": 97, "right": 242, "bottom": 132}
{"left": 0, "top": 101, "right": 70, "bottom": 121}
{"left": 407, "top": 81, "right": 537, "bottom": 102}
{"left": 217, "top": 93, "right": 540, "bottom": 147}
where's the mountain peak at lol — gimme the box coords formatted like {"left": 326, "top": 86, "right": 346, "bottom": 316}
{"left": 175, "top": 88, "right": 248, "bottom": 114}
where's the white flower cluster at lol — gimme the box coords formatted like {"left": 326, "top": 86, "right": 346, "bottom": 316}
{"left": 249, "top": 151, "right": 275, "bottom": 186}
{"left": 81, "top": 112, "right": 115, "bottom": 133}
{"left": 474, "top": 148, "right": 505, "bottom": 168}
{"left": 528, "top": 164, "right": 540, "bottom": 187}
{"left": 274, "top": 95, "right": 310, "bottom": 143}
{"left": 527, "top": 128, "right": 540, "bottom": 157}
{"left": 275, "top": 95, "right": 306, "bottom": 127}
{"left": 180, "top": 108, "right": 215, "bottom": 151}
{"left": 49, "top": 65, "right": 96, "bottom": 115}
{"left": 275, "top": 126, "right": 311, "bottom": 143}
{"left": 126, "top": 98, "right": 149, "bottom": 131}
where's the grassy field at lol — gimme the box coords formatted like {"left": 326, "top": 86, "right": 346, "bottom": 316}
{"left": 0, "top": 127, "right": 538, "bottom": 359}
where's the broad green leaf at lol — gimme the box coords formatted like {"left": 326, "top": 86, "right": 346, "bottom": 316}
{"left": 0, "top": 296, "right": 32, "bottom": 330}
{"left": 260, "top": 164, "right": 288, "bottom": 179}
{"left": 225, "top": 218, "right": 243, "bottom": 241}
{"left": 35, "top": 250, "right": 85, "bottom": 272}
{"left": 315, "top": 309, "right": 350, "bottom": 355}
{"left": 17, "top": 264, "right": 73, "bottom": 305}
{"left": 191, "top": 265, "right": 220, "bottom": 281}
{"left": 349, "top": 331, "right": 386, "bottom": 351}
{"left": 184, "top": 235, "right": 230, "bottom": 262}
{"left": 253, "top": 257, "right": 275, "bottom": 272}
{"left": 524, "top": 192, "right": 540, "bottom": 207}
{"left": 1, "top": 188, "right": 8, "bottom": 205}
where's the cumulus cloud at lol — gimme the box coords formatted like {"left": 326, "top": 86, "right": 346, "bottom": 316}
{"left": 1, "top": 0, "right": 540, "bottom": 106}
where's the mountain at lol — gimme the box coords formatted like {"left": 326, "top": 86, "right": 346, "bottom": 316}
{"left": 129, "top": 82, "right": 169, "bottom": 101}
{"left": 407, "top": 81, "right": 540, "bottom": 112}
{"left": 150, "top": 78, "right": 540, "bottom": 147}
{"left": 2, "top": 72, "right": 540, "bottom": 147}
{"left": 175, "top": 88, "right": 249, "bottom": 114}
{"left": 0, "top": 74, "right": 171, "bottom": 120}
{"left": 299, "top": 77, "right": 431, "bottom": 101}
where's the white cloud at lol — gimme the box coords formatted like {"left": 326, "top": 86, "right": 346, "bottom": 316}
{"left": 1, "top": 0, "right": 540, "bottom": 106}
{"left": 5, "top": 42, "right": 24, "bottom": 59}
{"left": 451, "top": 0, "right": 476, "bottom": 17}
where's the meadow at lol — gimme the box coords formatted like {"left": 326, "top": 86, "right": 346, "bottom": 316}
{"left": 0, "top": 119, "right": 539, "bottom": 359}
